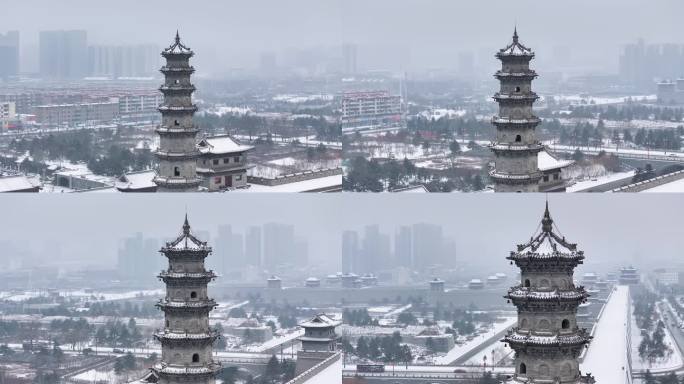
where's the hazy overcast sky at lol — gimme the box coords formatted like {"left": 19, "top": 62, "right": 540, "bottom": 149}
{"left": 0, "top": 194, "right": 681, "bottom": 276}
{"left": 3, "top": 0, "right": 684, "bottom": 73}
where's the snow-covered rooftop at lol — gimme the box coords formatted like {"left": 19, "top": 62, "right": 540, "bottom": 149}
{"left": 237, "top": 174, "right": 342, "bottom": 193}
{"left": 0, "top": 174, "right": 39, "bottom": 192}
{"left": 116, "top": 170, "right": 156, "bottom": 191}
{"left": 300, "top": 314, "right": 341, "bottom": 329}
{"left": 198, "top": 135, "right": 253, "bottom": 155}
{"left": 538, "top": 150, "right": 574, "bottom": 172}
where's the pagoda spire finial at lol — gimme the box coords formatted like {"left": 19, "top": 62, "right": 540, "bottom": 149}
{"left": 541, "top": 199, "right": 553, "bottom": 233}
{"left": 183, "top": 213, "right": 191, "bottom": 235}
{"left": 175, "top": 30, "right": 181, "bottom": 44}
{"left": 513, "top": 25, "right": 519, "bottom": 43}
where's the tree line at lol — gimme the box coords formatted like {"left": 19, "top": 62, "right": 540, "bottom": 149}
{"left": 342, "top": 332, "right": 413, "bottom": 364}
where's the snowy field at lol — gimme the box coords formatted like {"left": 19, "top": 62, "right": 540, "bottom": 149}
{"left": 0, "top": 289, "right": 164, "bottom": 302}
{"left": 414, "top": 156, "right": 483, "bottom": 171}
{"left": 583, "top": 286, "right": 631, "bottom": 384}
{"left": 272, "top": 94, "right": 334, "bottom": 103}
{"left": 431, "top": 316, "right": 516, "bottom": 365}
{"left": 552, "top": 94, "right": 657, "bottom": 106}
{"left": 248, "top": 159, "right": 341, "bottom": 179}
{"left": 362, "top": 141, "right": 472, "bottom": 161}
{"left": 206, "top": 106, "right": 252, "bottom": 116}
{"left": 547, "top": 142, "right": 684, "bottom": 159}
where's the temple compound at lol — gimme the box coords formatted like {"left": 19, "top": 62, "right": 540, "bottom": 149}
{"left": 502, "top": 203, "right": 595, "bottom": 383}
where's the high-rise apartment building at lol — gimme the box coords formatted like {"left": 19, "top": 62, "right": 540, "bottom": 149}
{"left": 0, "top": 31, "right": 19, "bottom": 79}
{"left": 39, "top": 30, "right": 88, "bottom": 79}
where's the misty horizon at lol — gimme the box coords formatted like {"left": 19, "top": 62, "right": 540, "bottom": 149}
{"left": 0, "top": 194, "right": 681, "bottom": 277}
{"left": 4, "top": 0, "right": 684, "bottom": 75}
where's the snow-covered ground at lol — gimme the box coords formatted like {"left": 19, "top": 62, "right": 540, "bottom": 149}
{"left": 642, "top": 177, "right": 684, "bottom": 193}
{"left": 272, "top": 94, "right": 334, "bottom": 104}
{"left": 464, "top": 339, "right": 512, "bottom": 366}
{"left": 431, "top": 316, "right": 516, "bottom": 365}
{"left": 630, "top": 305, "right": 683, "bottom": 371}
{"left": 238, "top": 329, "right": 304, "bottom": 353}
{"left": 555, "top": 117, "right": 682, "bottom": 130}
{"left": 248, "top": 159, "right": 341, "bottom": 179}
{"left": 0, "top": 289, "right": 163, "bottom": 303}
{"left": 546, "top": 142, "right": 684, "bottom": 160}
{"left": 566, "top": 171, "right": 635, "bottom": 192}
{"left": 268, "top": 157, "right": 298, "bottom": 166}
{"left": 236, "top": 174, "right": 341, "bottom": 192}
{"left": 206, "top": 106, "right": 252, "bottom": 116}
{"left": 583, "top": 285, "right": 631, "bottom": 384}
{"left": 70, "top": 368, "right": 118, "bottom": 383}
{"left": 362, "top": 141, "right": 472, "bottom": 161}
{"left": 553, "top": 94, "right": 657, "bottom": 106}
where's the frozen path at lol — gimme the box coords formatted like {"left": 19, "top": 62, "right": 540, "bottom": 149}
{"left": 583, "top": 285, "right": 632, "bottom": 384}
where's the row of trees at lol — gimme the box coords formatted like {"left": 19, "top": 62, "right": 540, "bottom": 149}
{"left": 49, "top": 318, "right": 94, "bottom": 350}
{"left": 343, "top": 308, "right": 379, "bottom": 326}
{"left": 343, "top": 156, "right": 486, "bottom": 192}
{"left": 643, "top": 371, "right": 682, "bottom": 384}
{"left": 342, "top": 332, "right": 413, "bottom": 363}
{"left": 86, "top": 301, "right": 158, "bottom": 318}
{"left": 406, "top": 116, "right": 493, "bottom": 140}
{"left": 627, "top": 127, "right": 682, "bottom": 150}
{"left": 568, "top": 104, "right": 684, "bottom": 122}
{"left": 195, "top": 113, "right": 341, "bottom": 142}
{"left": 558, "top": 123, "right": 604, "bottom": 147}
{"left": 9, "top": 130, "right": 155, "bottom": 176}
{"left": 216, "top": 356, "right": 296, "bottom": 384}
{"left": 94, "top": 318, "right": 144, "bottom": 348}
{"left": 633, "top": 292, "right": 672, "bottom": 364}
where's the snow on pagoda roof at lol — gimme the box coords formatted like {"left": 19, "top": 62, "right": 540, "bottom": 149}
{"left": 300, "top": 314, "right": 341, "bottom": 328}
{"left": 513, "top": 202, "right": 582, "bottom": 257}
{"left": 507, "top": 287, "right": 588, "bottom": 301}
{"left": 163, "top": 31, "right": 193, "bottom": 55}
{"left": 164, "top": 215, "right": 210, "bottom": 251}
{"left": 505, "top": 329, "right": 590, "bottom": 346}
{"left": 198, "top": 135, "right": 253, "bottom": 155}
{"left": 538, "top": 150, "right": 574, "bottom": 172}
{"left": 498, "top": 28, "right": 534, "bottom": 57}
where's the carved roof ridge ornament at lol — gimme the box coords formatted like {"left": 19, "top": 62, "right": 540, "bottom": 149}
{"left": 164, "top": 30, "right": 193, "bottom": 55}
{"left": 498, "top": 27, "right": 534, "bottom": 56}
{"left": 514, "top": 203, "right": 580, "bottom": 256}
{"left": 165, "top": 214, "right": 208, "bottom": 250}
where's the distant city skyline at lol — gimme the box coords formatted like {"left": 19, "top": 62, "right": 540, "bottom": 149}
{"left": 2, "top": 0, "right": 684, "bottom": 75}
{"left": 1, "top": 194, "right": 683, "bottom": 277}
